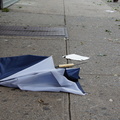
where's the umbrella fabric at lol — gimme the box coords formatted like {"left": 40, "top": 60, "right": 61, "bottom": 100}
{"left": 0, "top": 55, "right": 85, "bottom": 95}
{"left": 64, "top": 68, "right": 80, "bottom": 82}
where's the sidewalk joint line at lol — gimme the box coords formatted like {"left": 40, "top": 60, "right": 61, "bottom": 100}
{"left": 63, "top": 0, "right": 66, "bottom": 25}
{"left": 68, "top": 93, "right": 72, "bottom": 120}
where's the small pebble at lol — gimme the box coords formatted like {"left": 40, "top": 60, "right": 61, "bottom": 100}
{"left": 4, "top": 39, "right": 8, "bottom": 42}
{"left": 109, "top": 99, "right": 113, "bottom": 102}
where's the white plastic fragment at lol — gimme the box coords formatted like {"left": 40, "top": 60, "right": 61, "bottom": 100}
{"left": 106, "top": 10, "right": 115, "bottom": 13}
{"left": 63, "top": 54, "right": 89, "bottom": 61}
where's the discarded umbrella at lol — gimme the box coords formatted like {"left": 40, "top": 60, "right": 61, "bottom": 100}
{"left": 0, "top": 55, "right": 85, "bottom": 95}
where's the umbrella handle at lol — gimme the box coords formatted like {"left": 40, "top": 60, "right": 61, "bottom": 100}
{"left": 58, "top": 63, "right": 74, "bottom": 68}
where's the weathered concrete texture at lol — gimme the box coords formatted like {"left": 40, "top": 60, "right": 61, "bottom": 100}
{"left": 66, "top": 17, "right": 120, "bottom": 75}
{"left": 66, "top": 19, "right": 120, "bottom": 75}
{"left": 10, "top": 0, "right": 64, "bottom": 15}
{"left": 66, "top": 23, "right": 120, "bottom": 43}
{"left": 64, "top": 0, "right": 120, "bottom": 120}
{"left": 0, "top": 11, "right": 64, "bottom": 26}
{"left": 0, "top": 37, "right": 66, "bottom": 66}
{"left": 68, "top": 40, "right": 120, "bottom": 75}
{"left": 65, "top": 0, "right": 120, "bottom": 17}
{"left": 70, "top": 75, "right": 120, "bottom": 120}
{"left": 102, "top": 0, "right": 120, "bottom": 12}
{"left": 0, "top": 87, "right": 69, "bottom": 120}
{"left": 0, "top": 12, "right": 64, "bottom": 26}
{"left": 0, "top": 0, "right": 64, "bottom": 26}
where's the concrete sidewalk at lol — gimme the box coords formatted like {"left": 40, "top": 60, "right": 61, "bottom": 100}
{"left": 0, "top": 0, "right": 120, "bottom": 120}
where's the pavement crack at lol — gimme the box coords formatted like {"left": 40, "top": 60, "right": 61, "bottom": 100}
{"left": 63, "top": 0, "right": 66, "bottom": 25}
{"left": 68, "top": 93, "right": 72, "bottom": 120}
{"left": 81, "top": 73, "right": 120, "bottom": 77}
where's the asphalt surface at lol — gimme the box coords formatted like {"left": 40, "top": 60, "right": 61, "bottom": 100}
{"left": 0, "top": 0, "right": 120, "bottom": 120}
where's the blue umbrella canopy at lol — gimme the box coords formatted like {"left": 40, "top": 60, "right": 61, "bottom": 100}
{"left": 0, "top": 55, "right": 85, "bottom": 95}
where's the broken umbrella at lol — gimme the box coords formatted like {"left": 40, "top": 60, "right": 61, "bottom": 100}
{"left": 0, "top": 55, "right": 85, "bottom": 95}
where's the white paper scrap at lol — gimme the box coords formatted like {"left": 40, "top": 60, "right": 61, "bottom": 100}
{"left": 63, "top": 54, "right": 89, "bottom": 61}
